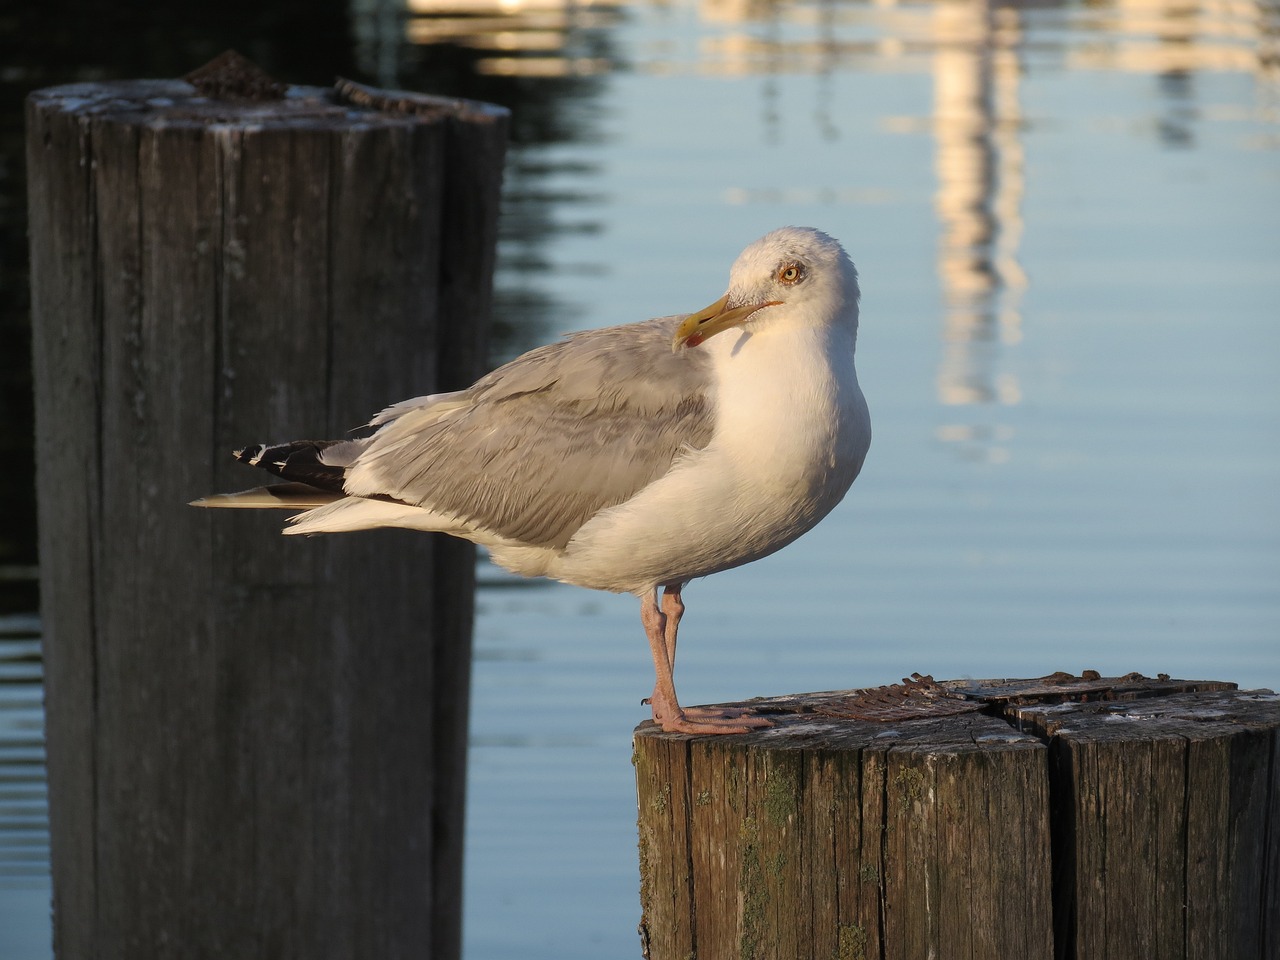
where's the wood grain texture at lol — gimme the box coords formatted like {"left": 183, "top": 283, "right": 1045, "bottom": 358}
{"left": 25, "top": 83, "right": 101, "bottom": 960}
{"left": 1014, "top": 689, "right": 1280, "bottom": 960}
{"left": 27, "top": 78, "right": 507, "bottom": 960}
{"left": 636, "top": 713, "right": 1054, "bottom": 960}
{"left": 635, "top": 679, "right": 1279, "bottom": 960}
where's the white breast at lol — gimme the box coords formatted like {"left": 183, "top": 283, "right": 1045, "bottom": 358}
{"left": 545, "top": 318, "right": 871, "bottom": 595}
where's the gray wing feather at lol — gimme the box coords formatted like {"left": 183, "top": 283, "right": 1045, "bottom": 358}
{"left": 346, "top": 316, "right": 714, "bottom": 548}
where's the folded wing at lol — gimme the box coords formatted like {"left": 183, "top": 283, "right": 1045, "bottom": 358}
{"left": 335, "top": 315, "right": 716, "bottom": 548}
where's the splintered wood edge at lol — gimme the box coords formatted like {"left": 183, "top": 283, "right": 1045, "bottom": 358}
{"left": 633, "top": 673, "right": 1272, "bottom": 739}
{"left": 27, "top": 78, "right": 510, "bottom": 131}
{"left": 333, "top": 77, "right": 511, "bottom": 123}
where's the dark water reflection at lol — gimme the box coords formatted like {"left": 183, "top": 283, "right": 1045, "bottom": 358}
{"left": 0, "top": 617, "right": 45, "bottom": 884}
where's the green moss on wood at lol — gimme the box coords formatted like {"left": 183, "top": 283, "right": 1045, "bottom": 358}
{"left": 764, "top": 766, "right": 798, "bottom": 827}
{"left": 738, "top": 817, "right": 765, "bottom": 960}
{"left": 652, "top": 781, "right": 671, "bottom": 814}
{"left": 768, "top": 850, "right": 788, "bottom": 882}
{"left": 637, "top": 831, "right": 653, "bottom": 916}
{"left": 836, "top": 922, "right": 868, "bottom": 960}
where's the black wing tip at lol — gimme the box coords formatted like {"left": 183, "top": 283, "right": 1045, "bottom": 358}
{"left": 231, "top": 440, "right": 346, "bottom": 492}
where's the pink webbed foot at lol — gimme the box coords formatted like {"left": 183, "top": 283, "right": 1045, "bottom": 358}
{"left": 641, "top": 585, "right": 771, "bottom": 735}
{"left": 646, "top": 687, "right": 771, "bottom": 735}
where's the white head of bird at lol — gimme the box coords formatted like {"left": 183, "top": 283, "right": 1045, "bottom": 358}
{"left": 673, "top": 226, "right": 859, "bottom": 351}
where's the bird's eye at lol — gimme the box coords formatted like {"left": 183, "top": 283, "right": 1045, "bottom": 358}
{"left": 779, "top": 263, "right": 804, "bottom": 284}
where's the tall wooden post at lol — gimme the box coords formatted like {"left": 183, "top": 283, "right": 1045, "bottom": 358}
{"left": 634, "top": 675, "right": 1280, "bottom": 960}
{"left": 27, "top": 65, "right": 507, "bottom": 960}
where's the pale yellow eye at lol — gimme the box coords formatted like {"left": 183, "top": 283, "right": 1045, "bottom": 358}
{"left": 779, "top": 263, "right": 803, "bottom": 284}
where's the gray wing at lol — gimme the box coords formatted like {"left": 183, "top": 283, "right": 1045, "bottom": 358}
{"left": 345, "top": 316, "right": 715, "bottom": 549}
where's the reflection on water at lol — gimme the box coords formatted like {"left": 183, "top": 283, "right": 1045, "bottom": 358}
{"left": 1071, "top": 0, "right": 1277, "bottom": 77}
{"left": 357, "top": 0, "right": 625, "bottom": 354}
{"left": 407, "top": 0, "right": 622, "bottom": 77}
{"left": 0, "top": 617, "right": 46, "bottom": 886}
{"left": 357, "top": 0, "right": 625, "bottom": 80}
{"left": 930, "top": 0, "right": 1027, "bottom": 425}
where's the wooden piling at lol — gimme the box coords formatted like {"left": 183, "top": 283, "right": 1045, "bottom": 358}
{"left": 27, "top": 67, "right": 507, "bottom": 960}
{"left": 633, "top": 674, "right": 1280, "bottom": 960}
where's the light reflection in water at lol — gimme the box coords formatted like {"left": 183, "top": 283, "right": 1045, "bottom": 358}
{"left": 405, "top": 0, "right": 625, "bottom": 77}
{"left": 930, "top": 0, "right": 1027, "bottom": 423}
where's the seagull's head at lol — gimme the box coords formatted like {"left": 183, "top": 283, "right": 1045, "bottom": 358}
{"left": 672, "top": 226, "right": 859, "bottom": 351}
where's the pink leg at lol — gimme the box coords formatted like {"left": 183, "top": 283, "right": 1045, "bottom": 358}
{"left": 652, "top": 586, "right": 758, "bottom": 721}
{"left": 660, "top": 585, "right": 683, "bottom": 671}
{"left": 641, "top": 587, "right": 770, "bottom": 735}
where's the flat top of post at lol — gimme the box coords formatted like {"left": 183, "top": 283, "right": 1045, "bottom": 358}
{"left": 27, "top": 67, "right": 509, "bottom": 131}
{"left": 633, "top": 672, "right": 1278, "bottom": 746}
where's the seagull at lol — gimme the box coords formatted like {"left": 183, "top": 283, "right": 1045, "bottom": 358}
{"left": 193, "top": 226, "right": 871, "bottom": 734}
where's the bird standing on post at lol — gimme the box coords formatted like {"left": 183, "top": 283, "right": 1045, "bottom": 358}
{"left": 193, "top": 226, "right": 871, "bottom": 734}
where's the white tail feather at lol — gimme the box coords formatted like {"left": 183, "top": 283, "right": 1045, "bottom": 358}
{"left": 286, "top": 497, "right": 458, "bottom": 536}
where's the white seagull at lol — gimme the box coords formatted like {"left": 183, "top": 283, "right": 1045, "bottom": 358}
{"left": 193, "top": 226, "right": 871, "bottom": 734}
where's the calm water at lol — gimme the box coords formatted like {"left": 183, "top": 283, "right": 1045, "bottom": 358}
{"left": 2, "top": 0, "right": 1279, "bottom": 957}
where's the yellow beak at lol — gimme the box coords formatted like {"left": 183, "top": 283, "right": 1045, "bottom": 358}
{"left": 671, "top": 295, "right": 781, "bottom": 351}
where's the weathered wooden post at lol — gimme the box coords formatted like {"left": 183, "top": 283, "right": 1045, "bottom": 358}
{"left": 634, "top": 674, "right": 1280, "bottom": 960}
{"left": 1016, "top": 685, "right": 1280, "bottom": 958}
{"left": 27, "top": 54, "right": 507, "bottom": 959}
